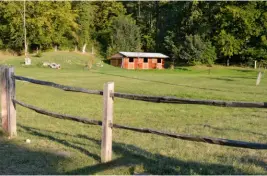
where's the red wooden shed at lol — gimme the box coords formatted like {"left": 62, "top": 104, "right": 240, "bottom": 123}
{"left": 109, "top": 52, "right": 169, "bottom": 69}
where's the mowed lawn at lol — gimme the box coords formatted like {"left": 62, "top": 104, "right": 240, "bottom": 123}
{"left": 0, "top": 51, "right": 267, "bottom": 174}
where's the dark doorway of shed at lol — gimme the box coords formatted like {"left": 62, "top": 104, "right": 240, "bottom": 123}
{"left": 144, "top": 58, "right": 148, "bottom": 63}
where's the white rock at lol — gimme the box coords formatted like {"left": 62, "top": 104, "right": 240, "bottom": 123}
{"left": 26, "top": 139, "right": 31, "bottom": 143}
{"left": 49, "top": 63, "right": 61, "bottom": 69}
{"left": 25, "top": 58, "right": 31, "bottom": 65}
{"left": 43, "top": 62, "right": 50, "bottom": 67}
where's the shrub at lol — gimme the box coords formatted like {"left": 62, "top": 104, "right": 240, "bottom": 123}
{"left": 36, "top": 62, "right": 43, "bottom": 67}
{"left": 179, "top": 35, "right": 217, "bottom": 65}
{"left": 35, "top": 52, "right": 42, "bottom": 57}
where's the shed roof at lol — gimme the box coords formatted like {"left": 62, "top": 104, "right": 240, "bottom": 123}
{"left": 110, "top": 52, "right": 169, "bottom": 59}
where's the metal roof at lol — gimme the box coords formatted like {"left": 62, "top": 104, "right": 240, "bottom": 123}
{"left": 119, "top": 52, "right": 169, "bottom": 58}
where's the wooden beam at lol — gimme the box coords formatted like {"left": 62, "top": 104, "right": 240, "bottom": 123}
{"left": 254, "top": 61, "right": 257, "bottom": 69}
{"left": 256, "top": 72, "right": 262, "bottom": 86}
{"left": 13, "top": 99, "right": 102, "bottom": 126}
{"left": 14, "top": 98, "right": 267, "bottom": 150}
{"left": 15, "top": 75, "right": 267, "bottom": 108}
{"left": 1, "top": 66, "right": 8, "bottom": 133}
{"left": 7, "top": 67, "right": 16, "bottom": 137}
{"left": 1, "top": 66, "right": 16, "bottom": 137}
{"left": 101, "top": 82, "right": 114, "bottom": 163}
{"left": 14, "top": 75, "right": 103, "bottom": 95}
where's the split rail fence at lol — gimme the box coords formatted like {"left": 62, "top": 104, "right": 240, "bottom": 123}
{"left": 1, "top": 65, "right": 267, "bottom": 163}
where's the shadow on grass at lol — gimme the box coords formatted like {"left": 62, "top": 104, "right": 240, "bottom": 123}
{"left": 0, "top": 133, "right": 65, "bottom": 174}
{"left": 226, "top": 76, "right": 256, "bottom": 80}
{"left": 234, "top": 69, "right": 255, "bottom": 73}
{"left": 175, "top": 67, "right": 191, "bottom": 71}
{"left": 18, "top": 124, "right": 253, "bottom": 175}
{"left": 18, "top": 124, "right": 100, "bottom": 162}
{"left": 94, "top": 71, "right": 264, "bottom": 96}
{"left": 95, "top": 71, "right": 235, "bottom": 93}
{"left": 194, "top": 124, "right": 267, "bottom": 137}
{"left": 209, "top": 77, "right": 235, "bottom": 82}
{"left": 238, "top": 155, "right": 267, "bottom": 171}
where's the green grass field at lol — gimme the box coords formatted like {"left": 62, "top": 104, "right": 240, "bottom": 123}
{"left": 0, "top": 51, "right": 267, "bottom": 174}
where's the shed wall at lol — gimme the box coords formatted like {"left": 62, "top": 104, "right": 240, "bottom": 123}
{"left": 120, "top": 57, "right": 164, "bottom": 69}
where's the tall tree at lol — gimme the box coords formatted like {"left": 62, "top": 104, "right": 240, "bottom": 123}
{"left": 92, "top": 1, "right": 126, "bottom": 56}
{"left": 0, "top": 1, "right": 78, "bottom": 52}
{"left": 107, "top": 15, "right": 141, "bottom": 56}
{"left": 72, "top": 2, "right": 95, "bottom": 53}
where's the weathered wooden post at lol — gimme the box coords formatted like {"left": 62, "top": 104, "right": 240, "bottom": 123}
{"left": 254, "top": 61, "right": 257, "bottom": 69}
{"left": 256, "top": 72, "right": 262, "bottom": 86}
{"left": 101, "top": 82, "right": 114, "bottom": 163}
{"left": 1, "top": 66, "right": 16, "bottom": 137}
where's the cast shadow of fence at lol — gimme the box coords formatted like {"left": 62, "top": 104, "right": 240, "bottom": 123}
{"left": 94, "top": 71, "right": 261, "bottom": 95}
{"left": 198, "top": 124, "right": 267, "bottom": 138}
{"left": 95, "top": 71, "right": 228, "bottom": 93}
{"left": 209, "top": 77, "right": 235, "bottom": 82}
{"left": 18, "top": 124, "right": 253, "bottom": 175}
{"left": 0, "top": 130, "right": 65, "bottom": 174}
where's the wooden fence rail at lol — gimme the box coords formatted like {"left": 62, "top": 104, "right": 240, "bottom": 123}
{"left": 14, "top": 75, "right": 267, "bottom": 108}
{"left": 1, "top": 66, "right": 267, "bottom": 164}
{"left": 13, "top": 99, "right": 267, "bottom": 150}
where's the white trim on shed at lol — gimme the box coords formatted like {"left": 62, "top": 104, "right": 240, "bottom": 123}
{"left": 119, "top": 52, "right": 169, "bottom": 58}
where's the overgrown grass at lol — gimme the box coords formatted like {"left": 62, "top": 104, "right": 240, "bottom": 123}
{"left": 1, "top": 51, "right": 267, "bottom": 174}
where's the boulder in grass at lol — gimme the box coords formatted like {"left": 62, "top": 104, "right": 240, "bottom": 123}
{"left": 42, "top": 62, "right": 61, "bottom": 69}
{"left": 49, "top": 63, "right": 61, "bottom": 69}
{"left": 43, "top": 62, "right": 50, "bottom": 67}
{"left": 25, "top": 58, "right": 31, "bottom": 65}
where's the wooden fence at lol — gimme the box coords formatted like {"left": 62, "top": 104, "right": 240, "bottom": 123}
{"left": 1, "top": 65, "right": 267, "bottom": 163}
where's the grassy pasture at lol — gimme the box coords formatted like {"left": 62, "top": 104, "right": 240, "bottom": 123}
{"left": 0, "top": 51, "right": 267, "bottom": 174}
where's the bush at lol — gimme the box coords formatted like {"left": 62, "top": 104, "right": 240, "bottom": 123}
{"left": 36, "top": 62, "right": 43, "bottom": 68}
{"left": 34, "top": 52, "right": 42, "bottom": 57}
{"left": 179, "top": 35, "right": 217, "bottom": 65}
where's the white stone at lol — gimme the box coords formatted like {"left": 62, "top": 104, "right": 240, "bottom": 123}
{"left": 43, "top": 62, "right": 50, "bottom": 67}
{"left": 25, "top": 58, "right": 31, "bottom": 65}
{"left": 26, "top": 139, "right": 31, "bottom": 143}
{"left": 49, "top": 63, "right": 61, "bottom": 69}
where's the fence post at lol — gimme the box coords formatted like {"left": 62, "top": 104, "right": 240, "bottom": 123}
{"left": 1, "top": 66, "right": 16, "bottom": 137}
{"left": 254, "top": 60, "right": 257, "bottom": 69}
{"left": 101, "top": 82, "right": 114, "bottom": 163}
{"left": 256, "top": 72, "right": 262, "bottom": 86}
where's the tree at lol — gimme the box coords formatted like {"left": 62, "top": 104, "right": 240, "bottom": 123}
{"left": 72, "top": 1, "right": 95, "bottom": 52}
{"left": 0, "top": 1, "right": 78, "bottom": 52}
{"left": 107, "top": 15, "right": 141, "bottom": 56}
{"left": 164, "top": 31, "right": 181, "bottom": 67}
{"left": 179, "top": 34, "right": 216, "bottom": 65}
{"left": 92, "top": 1, "right": 126, "bottom": 56}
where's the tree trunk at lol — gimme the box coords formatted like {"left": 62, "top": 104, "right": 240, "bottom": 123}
{"left": 54, "top": 45, "right": 57, "bottom": 52}
{"left": 170, "top": 58, "right": 175, "bottom": 70}
{"left": 227, "top": 59, "right": 229, "bottom": 66}
{"left": 23, "top": 0, "right": 28, "bottom": 58}
{"left": 155, "top": 1, "right": 160, "bottom": 51}
{"left": 82, "top": 44, "right": 87, "bottom": 54}
{"left": 75, "top": 45, "right": 77, "bottom": 52}
{"left": 254, "top": 60, "right": 257, "bottom": 69}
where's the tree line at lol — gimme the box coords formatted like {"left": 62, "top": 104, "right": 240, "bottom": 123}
{"left": 0, "top": 1, "right": 267, "bottom": 66}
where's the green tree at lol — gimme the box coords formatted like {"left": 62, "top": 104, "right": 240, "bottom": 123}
{"left": 72, "top": 1, "right": 95, "bottom": 51}
{"left": 0, "top": 1, "right": 78, "bottom": 52}
{"left": 107, "top": 15, "right": 141, "bottom": 56}
{"left": 179, "top": 34, "right": 216, "bottom": 65}
{"left": 92, "top": 1, "right": 126, "bottom": 56}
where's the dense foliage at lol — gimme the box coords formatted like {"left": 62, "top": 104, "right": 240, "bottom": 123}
{"left": 0, "top": 1, "right": 267, "bottom": 66}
